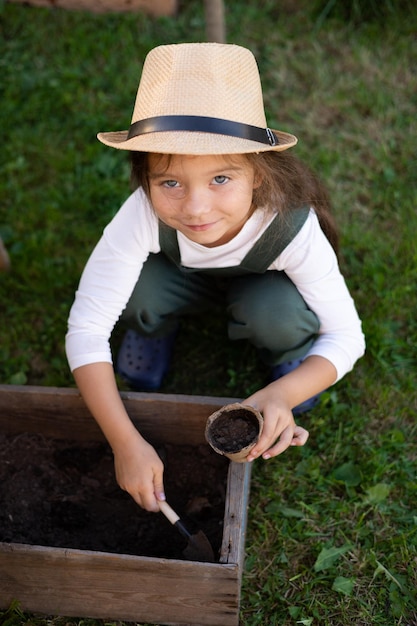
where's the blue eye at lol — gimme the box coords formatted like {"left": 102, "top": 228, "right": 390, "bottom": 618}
{"left": 163, "top": 180, "right": 179, "bottom": 188}
{"left": 213, "top": 175, "right": 228, "bottom": 185}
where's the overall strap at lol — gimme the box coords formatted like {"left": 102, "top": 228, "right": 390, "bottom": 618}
{"left": 159, "top": 220, "right": 182, "bottom": 266}
{"left": 158, "top": 206, "right": 310, "bottom": 274}
{"left": 239, "top": 206, "right": 309, "bottom": 273}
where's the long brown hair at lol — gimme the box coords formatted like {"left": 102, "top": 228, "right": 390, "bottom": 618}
{"left": 130, "top": 150, "right": 339, "bottom": 254}
{"left": 247, "top": 151, "right": 339, "bottom": 254}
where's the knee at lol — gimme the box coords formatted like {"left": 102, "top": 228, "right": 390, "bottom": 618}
{"left": 268, "top": 304, "right": 319, "bottom": 349}
{"left": 237, "top": 299, "right": 318, "bottom": 347}
{"left": 228, "top": 275, "right": 319, "bottom": 350}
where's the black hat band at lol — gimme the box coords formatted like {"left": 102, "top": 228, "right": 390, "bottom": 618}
{"left": 127, "top": 115, "right": 279, "bottom": 146}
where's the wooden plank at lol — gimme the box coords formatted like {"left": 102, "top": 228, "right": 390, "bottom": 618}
{"left": 0, "top": 385, "right": 240, "bottom": 446}
{"left": 0, "top": 543, "right": 240, "bottom": 626}
{"left": 7, "top": 0, "right": 178, "bottom": 16}
{"left": 220, "top": 462, "right": 252, "bottom": 565}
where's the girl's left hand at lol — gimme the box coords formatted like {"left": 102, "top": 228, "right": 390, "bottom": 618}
{"left": 244, "top": 390, "right": 309, "bottom": 462}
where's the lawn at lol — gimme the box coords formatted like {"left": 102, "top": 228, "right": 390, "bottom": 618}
{"left": 1, "top": 0, "right": 417, "bottom": 624}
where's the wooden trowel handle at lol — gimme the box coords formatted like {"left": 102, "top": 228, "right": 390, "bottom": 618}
{"left": 158, "top": 500, "right": 180, "bottom": 525}
{"left": 158, "top": 500, "right": 192, "bottom": 539}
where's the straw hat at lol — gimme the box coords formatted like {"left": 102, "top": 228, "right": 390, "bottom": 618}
{"left": 97, "top": 42, "right": 297, "bottom": 155}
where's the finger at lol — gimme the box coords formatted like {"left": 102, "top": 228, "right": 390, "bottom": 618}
{"left": 127, "top": 490, "right": 144, "bottom": 509}
{"left": 141, "top": 489, "right": 160, "bottom": 512}
{"left": 246, "top": 435, "right": 269, "bottom": 461}
{"left": 154, "top": 476, "right": 166, "bottom": 504}
{"left": 290, "top": 426, "right": 309, "bottom": 446}
{"left": 262, "top": 425, "right": 295, "bottom": 459}
{"left": 138, "top": 466, "right": 165, "bottom": 512}
{"left": 123, "top": 482, "right": 158, "bottom": 512}
{"left": 246, "top": 417, "right": 280, "bottom": 461}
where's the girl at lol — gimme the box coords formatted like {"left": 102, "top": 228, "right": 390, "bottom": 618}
{"left": 66, "top": 42, "right": 365, "bottom": 512}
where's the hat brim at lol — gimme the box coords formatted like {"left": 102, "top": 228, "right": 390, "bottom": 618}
{"left": 96, "top": 129, "right": 297, "bottom": 154}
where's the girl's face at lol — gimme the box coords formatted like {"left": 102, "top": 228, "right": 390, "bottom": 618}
{"left": 147, "top": 153, "right": 260, "bottom": 247}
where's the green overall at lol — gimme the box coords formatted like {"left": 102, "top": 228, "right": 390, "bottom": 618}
{"left": 120, "top": 207, "right": 320, "bottom": 366}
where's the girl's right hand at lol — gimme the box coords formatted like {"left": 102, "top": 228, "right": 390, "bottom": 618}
{"left": 72, "top": 363, "right": 166, "bottom": 512}
{"left": 112, "top": 432, "right": 165, "bottom": 512}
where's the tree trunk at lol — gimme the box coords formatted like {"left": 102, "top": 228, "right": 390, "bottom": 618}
{"left": 0, "top": 237, "right": 10, "bottom": 272}
{"left": 204, "top": 0, "right": 226, "bottom": 43}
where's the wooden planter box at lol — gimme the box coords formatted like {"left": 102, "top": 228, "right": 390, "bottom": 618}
{"left": 0, "top": 385, "right": 251, "bottom": 626}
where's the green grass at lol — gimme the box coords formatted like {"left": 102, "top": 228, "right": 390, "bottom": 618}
{"left": 1, "top": 1, "right": 417, "bottom": 624}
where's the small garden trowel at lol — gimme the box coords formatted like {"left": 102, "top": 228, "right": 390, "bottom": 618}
{"left": 159, "top": 500, "right": 215, "bottom": 562}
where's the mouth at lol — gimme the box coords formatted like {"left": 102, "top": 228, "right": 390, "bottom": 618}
{"left": 184, "top": 222, "right": 218, "bottom": 233}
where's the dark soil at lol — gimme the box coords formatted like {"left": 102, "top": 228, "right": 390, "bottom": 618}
{"left": 0, "top": 433, "right": 229, "bottom": 561}
{"left": 208, "top": 408, "right": 260, "bottom": 453}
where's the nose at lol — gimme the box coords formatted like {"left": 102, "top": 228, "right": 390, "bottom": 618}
{"left": 181, "top": 188, "right": 212, "bottom": 219}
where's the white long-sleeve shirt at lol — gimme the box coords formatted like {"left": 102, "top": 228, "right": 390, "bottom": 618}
{"left": 66, "top": 188, "right": 365, "bottom": 381}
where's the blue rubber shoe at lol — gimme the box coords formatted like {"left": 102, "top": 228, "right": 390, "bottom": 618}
{"left": 116, "top": 329, "right": 177, "bottom": 391}
{"left": 271, "top": 358, "right": 322, "bottom": 415}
